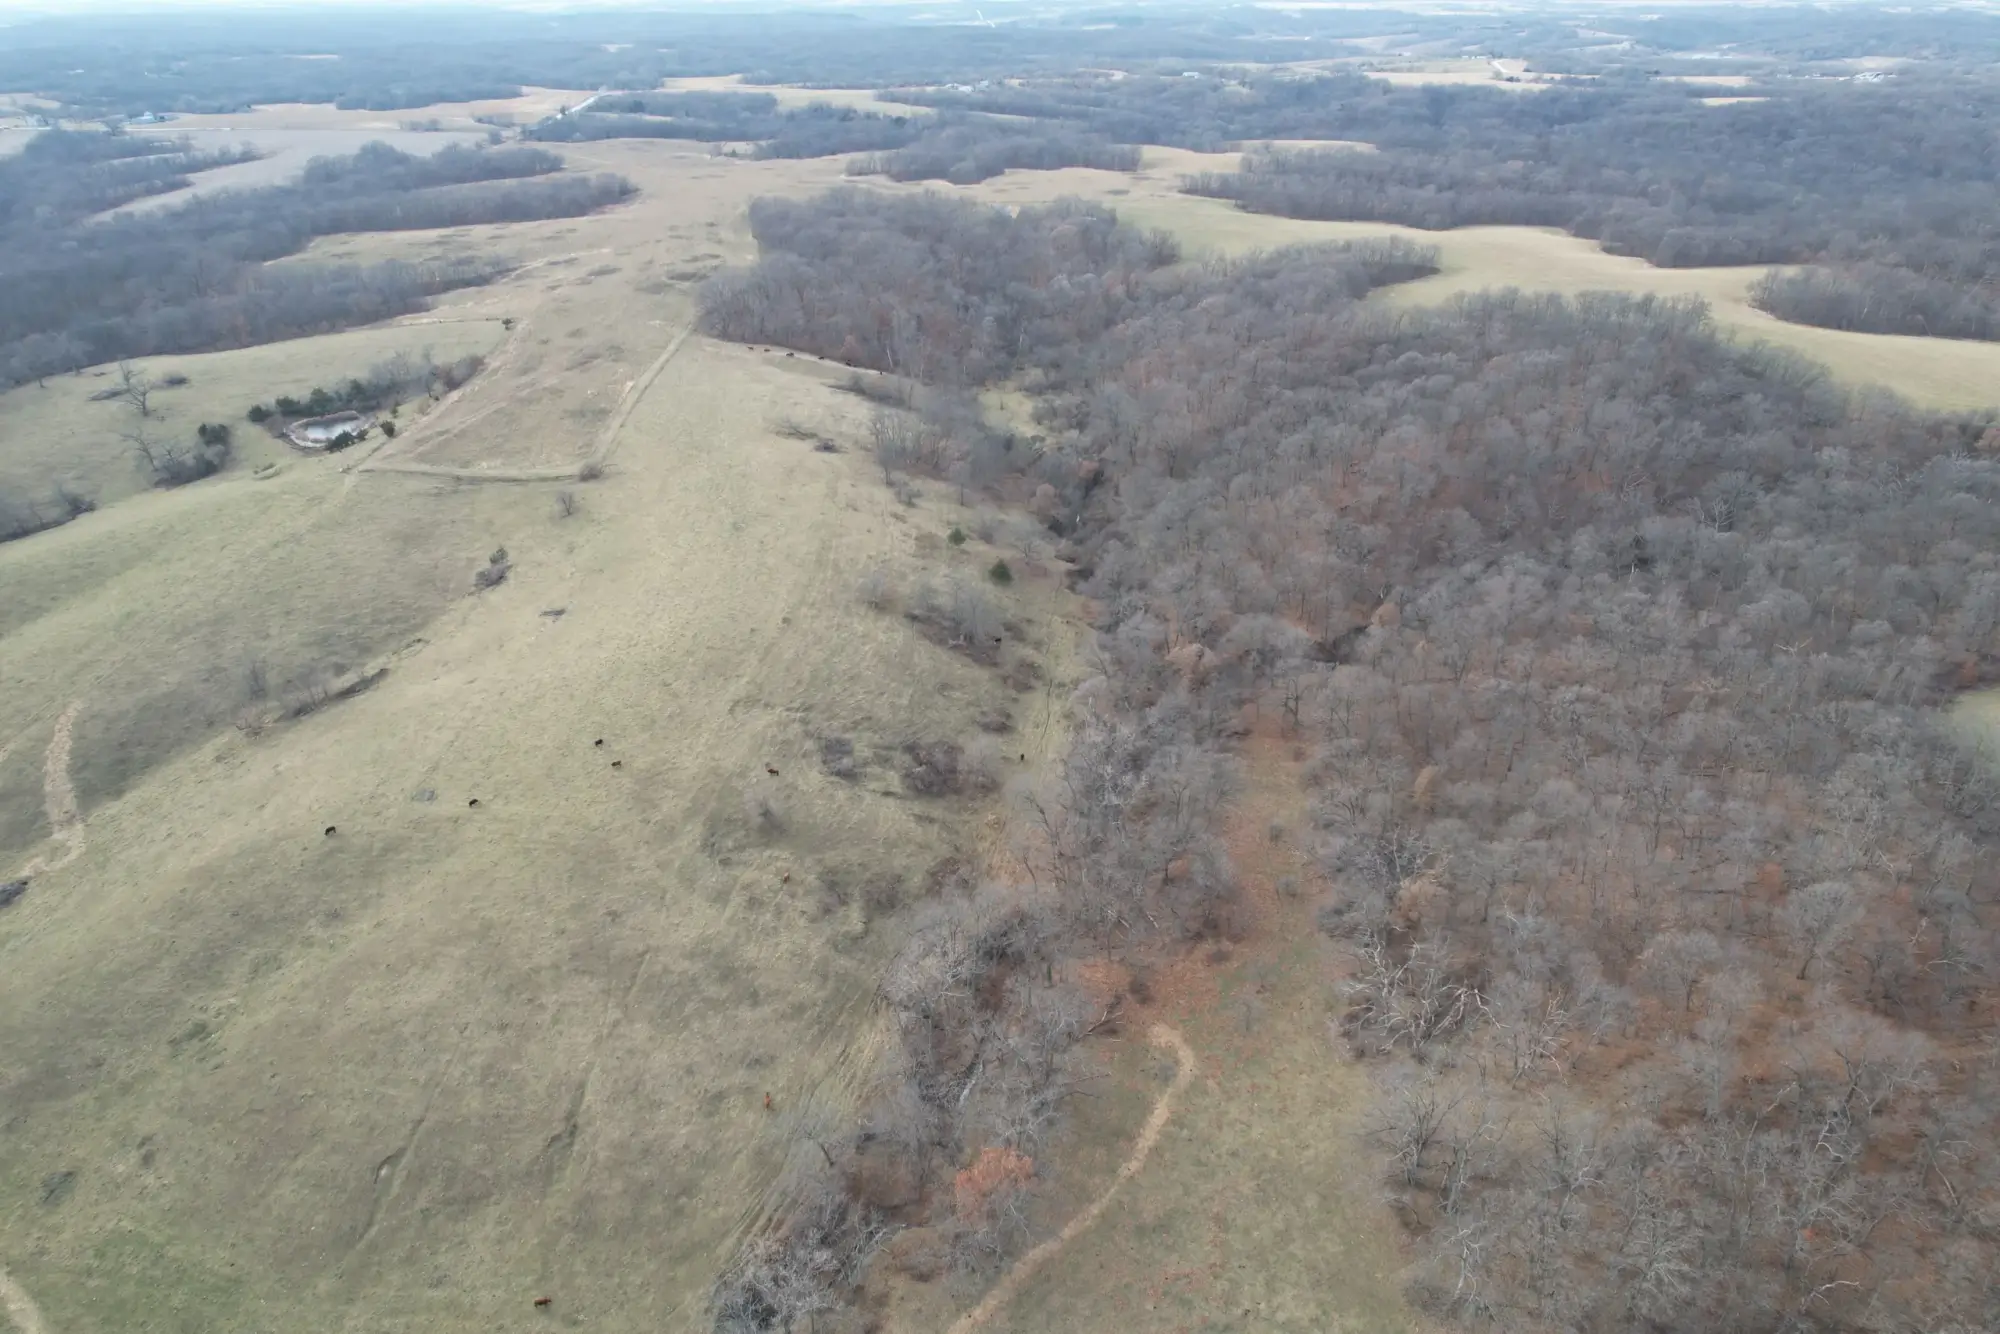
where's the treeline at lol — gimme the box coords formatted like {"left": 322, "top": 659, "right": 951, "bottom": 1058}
{"left": 0, "top": 130, "right": 260, "bottom": 222}
{"left": 527, "top": 94, "right": 926, "bottom": 158}
{"left": 701, "top": 189, "right": 1182, "bottom": 384}
{"left": 1752, "top": 264, "right": 2000, "bottom": 342}
{"left": 0, "top": 133, "right": 632, "bottom": 392}
{"left": 0, "top": 7, "right": 1462, "bottom": 118}
{"left": 7, "top": 4, "right": 2000, "bottom": 121}
{"left": 703, "top": 190, "right": 2000, "bottom": 1331}
{"left": 918, "top": 70, "right": 2000, "bottom": 336}
{"left": 847, "top": 122, "right": 1140, "bottom": 184}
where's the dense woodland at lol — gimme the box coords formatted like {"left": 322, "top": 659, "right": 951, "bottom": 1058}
{"left": 704, "top": 189, "right": 2000, "bottom": 1333}
{"left": 0, "top": 134, "right": 631, "bottom": 393}
{"left": 525, "top": 92, "right": 927, "bottom": 157}
{"left": 6, "top": 5, "right": 2000, "bottom": 120}
{"left": 525, "top": 93, "right": 1140, "bottom": 184}
{"left": 906, "top": 69, "right": 2000, "bottom": 340}
{"left": 847, "top": 122, "right": 1140, "bottom": 184}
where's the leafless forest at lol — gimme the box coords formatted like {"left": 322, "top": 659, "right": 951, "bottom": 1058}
{"left": 704, "top": 189, "right": 2000, "bottom": 1333}
{"left": 0, "top": 135, "right": 631, "bottom": 392}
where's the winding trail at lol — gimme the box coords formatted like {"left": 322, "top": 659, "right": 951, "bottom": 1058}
{"left": 0, "top": 1267, "right": 49, "bottom": 1334}
{"left": 946, "top": 1023, "right": 1198, "bottom": 1334}
{"left": 12, "top": 701, "right": 83, "bottom": 881}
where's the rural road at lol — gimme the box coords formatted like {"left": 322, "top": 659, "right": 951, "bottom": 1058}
{"left": 946, "top": 1023, "right": 1198, "bottom": 1333}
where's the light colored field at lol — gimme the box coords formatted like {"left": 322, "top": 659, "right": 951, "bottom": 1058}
{"left": 1662, "top": 73, "right": 1758, "bottom": 87}
{"left": 0, "top": 321, "right": 504, "bottom": 510}
{"left": 1360, "top": 57, "right": 1553, "bottom": 91}
{"left": 0, "top": 136, "right": 1064, "bottom": 1334}
{"left": 0, "top": 127, "right": 34, "bottom": 157}
{"left": 115, "top": 127, "right": 490, "bottom": 215}
{"left": 140, "top": 89, "right": 599, "bottom": 136}
{"left": 655, "top": 74, "right": 937, "bottom": 119}
{"left": 1701, "top": 96, "right": 1769, "bottom": 106}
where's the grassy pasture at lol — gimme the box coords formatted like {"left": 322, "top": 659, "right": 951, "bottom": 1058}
{"left": 0, "top": 320, "right": 504, "bottom": 510}
{"left": 0, "top": 326, "right": 1059, "bottom": 1333}
{"left": 0, "top": 130, "right": 1063, "bottom": 1334}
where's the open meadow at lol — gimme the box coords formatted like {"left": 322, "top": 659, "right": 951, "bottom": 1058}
{"left": 4, "top": 67, "right": 1999, "bottom": 1334}
{"left": 0, "top": 136, "right": 1074, "bottom": 1334}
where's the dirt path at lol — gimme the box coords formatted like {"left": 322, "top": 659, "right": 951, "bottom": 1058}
{"left": 0, "top": 1267, "right": 49, "bottom": 1334}
{"left": 12, "top": 701, "right": 83, "bottom": 881}
{"left": 585, "top": 322, "right": 694, "bottom": 471}
{"left": 945, "top": 1023, "right": 1198, "bottom": 1334}
{"left": 358, "top": 322, "right": 693, "bottom": 484}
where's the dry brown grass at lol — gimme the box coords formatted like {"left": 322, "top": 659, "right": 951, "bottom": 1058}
{"left": 0, "top": 320, "right": 503, "bottom": 509}
{"left": 0, "top": 139, "right": 1058, "bottom": 1334}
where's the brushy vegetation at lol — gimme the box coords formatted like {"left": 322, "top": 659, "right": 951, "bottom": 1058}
{"left": 250, "top": 350, "right": 486, "bottom": 424}
{"left": 705, "top": 187, "right": 2000, "bottom": 1333}
{"left": 0, "top": 483, "right": 96, "bottom": 545}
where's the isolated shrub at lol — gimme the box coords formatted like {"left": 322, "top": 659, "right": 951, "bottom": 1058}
{"left": 554, "top": 489, "right": 578, "bottom": 518}
{"left": 857, "top": 566, "right": 898, "bottom": 611}
{"left": 744, "top": 783, "right": 786, "bottom": 833}
{"left": 380, "top": 419, "right": 397, "bottom": 438}
{"left": 246, "top": 403, "right": 271, "bottom": 423}
{"left": 577, "top": 460, "right": 605, "bottom": 481}
{"left": 960, "top": 736, "right": 1004, "bottom": 792}
{"left": 473, "top": 549, "right": 510, "bottom": 590}
{"left": 988, "top": 559, "right": 1013, "bottom": 585}
{"left": 901, "top": 741, "right": 965, "bottom": 796}
{"left": 136, "top": 429, "right": 230, "bottom": 487}
{"left": 947, "top": 526, "right": 967, "bottom": 546}
{"left": 1, "top": 483, "right": 96, "bottom": 544}
{"left": 913, "top": 578, "right": 1002, "bottom": 651}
